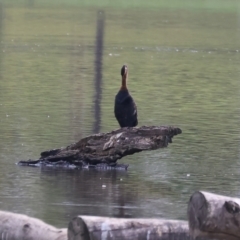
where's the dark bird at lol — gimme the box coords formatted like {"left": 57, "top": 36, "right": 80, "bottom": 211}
{"left": 114, "top": 65, "right": 138, "bottom": 128}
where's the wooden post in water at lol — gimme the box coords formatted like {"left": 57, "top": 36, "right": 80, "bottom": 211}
{"left": 93, "top": 11, "right": 105, "bottom": 134}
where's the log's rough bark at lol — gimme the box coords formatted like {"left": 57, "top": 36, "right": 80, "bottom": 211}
{"left": 0, "top": 210, "right": 67, "bottom": 240}
{"left": 68, "top": 216, "right": 190, "bottom": 240}
{"left": 188, "top": 191, "right": 240, "bottom": 240}
{"left": 18, "top": 126, "right": 181, "bottom": 169}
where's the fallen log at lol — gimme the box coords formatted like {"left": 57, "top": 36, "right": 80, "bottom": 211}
{"left": 18, "top": 125, "right": 181, "bottom": 169}
{"left": 0, "top": 210, "right": 67, "bottom": 240}
{"left": 67, "top": 215, "right": 190, "bottom": 240}
{"left": 188, "top": 191, "right": 240, "bottom": 240}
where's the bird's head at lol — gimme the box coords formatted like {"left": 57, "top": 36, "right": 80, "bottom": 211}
{"left": 121, "top": 65, "right": 128, "bottom": 77}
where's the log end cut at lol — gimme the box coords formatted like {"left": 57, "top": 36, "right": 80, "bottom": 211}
{"left": 188, "top": 191, "right": 240, "bottom": 240}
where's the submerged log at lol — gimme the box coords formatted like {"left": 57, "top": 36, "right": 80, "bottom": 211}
{"left": 188, "top": 191, "right": 240, "bottom": 240}
{"left": 18, "top": 126, "right": 181, "bottom": 169}
{"left": 68, "top": 215, "right": 190, "bottom": 240}
{"left": 0, "top": 210, "right": 67, "bottom": 240}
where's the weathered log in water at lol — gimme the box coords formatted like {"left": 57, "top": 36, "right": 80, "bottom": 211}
{"left": 68, "top": 215, "right": 190, "bottom": 240}
{"left": 188, "top": 191, "right": 240, "bottom": 240}
{"left": 18, "top": 126, "right": 181, "bottom": 169}
{"left": 0, "top": 210, "right": 67, "bottom": 240}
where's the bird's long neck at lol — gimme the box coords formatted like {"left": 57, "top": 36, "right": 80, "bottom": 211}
{"left": 121, "top": 74, "right": 127, "bottom": 90}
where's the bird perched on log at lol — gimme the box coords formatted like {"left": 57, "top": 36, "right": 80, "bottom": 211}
{"left": 114, "top": 65, "right": 138, "bottom": 127}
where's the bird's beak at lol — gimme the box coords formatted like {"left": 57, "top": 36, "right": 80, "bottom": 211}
{"left": 124, "top": 66, "right": 128, "bottom": 76}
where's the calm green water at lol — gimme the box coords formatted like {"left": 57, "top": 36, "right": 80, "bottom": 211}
{"left": 0, "top": 1, "right": 240, "bottom": 227}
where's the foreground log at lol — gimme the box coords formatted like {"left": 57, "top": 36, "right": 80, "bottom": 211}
{"left": 188, "top": 191, "right": 240, "bottom": 240}
{"left": 0, "top": 210, "right": 67, "bottom": 240}
{"left": 68, "top": 216, "right": 190, "bottom": 240}
{"left": 18, "top": 126, "right": 181, "bottom": 169}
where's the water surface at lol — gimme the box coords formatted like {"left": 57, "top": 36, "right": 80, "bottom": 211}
{"left": 0, "top": 1, "right": 240, "bottom": 227}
